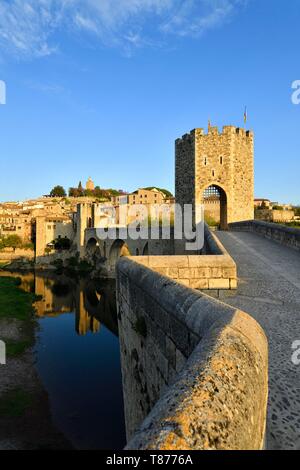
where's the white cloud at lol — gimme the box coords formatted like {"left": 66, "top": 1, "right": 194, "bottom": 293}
{"left": 25, "top": 79, "right": 65, "bottom": 93}
{"left": 0, "top": 0, "right": 248, "bottom": 59}
{"left": 161, "top": 0, "right": 239, "bottom": 37}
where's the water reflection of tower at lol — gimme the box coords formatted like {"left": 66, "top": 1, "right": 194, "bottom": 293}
{"left": 34, "top": 275, "right": 73, "bottom": 317}
{"left": 75, "top": 283, "right": 100, "bottom": 336}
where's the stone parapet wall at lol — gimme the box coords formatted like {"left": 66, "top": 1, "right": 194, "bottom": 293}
{"left": 229, "top": 220, "right": 300, "bottom": 252}
{"left": 117, "top": 257, "right": 268, "bottom": 450}
{"left": 131, "top": 229, "right": 237, "bottom": 290}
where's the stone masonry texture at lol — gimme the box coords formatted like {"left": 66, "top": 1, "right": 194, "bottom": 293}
{"left": 117, "top": 257, "right": 268, "bottom": 450}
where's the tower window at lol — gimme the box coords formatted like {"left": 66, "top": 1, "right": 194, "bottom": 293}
{"left": 220, "top": 156, "right": 223, "bottom": 164}
{"left": 204, "top": 156, "right": 208, "bottom": 166}
{"left": 212, "top": 170, "right": 215, "bottom": 177}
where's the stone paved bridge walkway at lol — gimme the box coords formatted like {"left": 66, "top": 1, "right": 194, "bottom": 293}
{"left": 215, "top": 230, "right": 300, "bottom": 450}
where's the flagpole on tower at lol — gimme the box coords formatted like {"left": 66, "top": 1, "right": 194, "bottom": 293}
{"left": 244, "top": 106, "right": 248, "bottom": 127}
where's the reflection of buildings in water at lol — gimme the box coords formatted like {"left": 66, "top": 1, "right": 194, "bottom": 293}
{"left": 34, "top": 275, "right": 100, "bottom": 336}
{"left": 1, "top": 271, "right": 117, "bottom": 337}
{"left": 75, "top": 289, "right": 100, "bottom": 335}
{"left": 34, "top": 276, "right": 74, "bottom": 317}
{"left": 0, "top": 271, "right": 35, "bottom": 294}
{"left": 84, "top": 281, "right": 118, "bottom": 336}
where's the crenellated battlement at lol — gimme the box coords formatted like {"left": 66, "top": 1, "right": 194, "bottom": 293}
{"left": 176, "top": 125, "right": 253, "bottom": 144}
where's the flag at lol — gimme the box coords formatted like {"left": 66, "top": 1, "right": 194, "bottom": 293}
{"left": 208, "top": 118, "right": 211, "bottom": 130}
{"left": 244, "top": 106, "right": 247, "bottom": 125}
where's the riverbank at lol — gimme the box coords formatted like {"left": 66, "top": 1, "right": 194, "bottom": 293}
{"left": 0, "top": 276, "right": 71, "bottom": 449}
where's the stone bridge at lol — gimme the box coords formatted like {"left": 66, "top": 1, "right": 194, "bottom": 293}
{"left": 84, "top": 227, "right": 174, "bottom": 275}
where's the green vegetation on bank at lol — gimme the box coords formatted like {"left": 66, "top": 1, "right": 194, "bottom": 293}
{"left": 50, "top": 255, "right": 93, "bottom": 276}
{"left": 5, "top": 339, "right": 33, "bottom": 358}
{"left": 0, "top": 277, "right": 39, "bottom": 321}
{"left": 0, "top": 388, "right": 32, "bottom": 418}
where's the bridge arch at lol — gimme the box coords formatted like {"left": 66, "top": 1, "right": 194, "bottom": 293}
{"left": 109, "top": 239, "right": 131, "bottom": 269}
{"left": 85, "top": 286, "right": 101, "bottom": 309}
{"left": 201, "top": 184, "right": 228, "bottom": 230}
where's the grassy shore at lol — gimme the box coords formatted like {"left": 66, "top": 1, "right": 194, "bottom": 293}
{"left": 0, "top": 276, "right": 38, "bottom": 423}
{"left": 0, "top": 276, "right": 70, "bottom": 448}
{"left": 0, "top": 277, "right": 38, "bottom": 322}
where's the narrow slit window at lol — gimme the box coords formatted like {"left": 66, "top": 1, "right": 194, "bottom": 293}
{"left": 220, "top": 156, "right": 223, "bottom": 164}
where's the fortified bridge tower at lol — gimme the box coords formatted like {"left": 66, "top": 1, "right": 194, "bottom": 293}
{"left": 175, "top": 125, "right": 254, "bottom": 230}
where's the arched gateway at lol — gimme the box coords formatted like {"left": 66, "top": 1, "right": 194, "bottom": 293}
{"left": 202, "top": 184, "right": 228, "bottom": 230}
{"left": 109, "top": 239, "right": 131, "bottom": 270}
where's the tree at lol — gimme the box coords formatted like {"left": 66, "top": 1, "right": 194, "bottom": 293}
{"left": 69, "top": 187, "right": 77, "bottom": 197}
{"left": 69, "top": 187, "right": 80, "bottom": 197}
{"left": 77, "top": 181, "right": 84, "bottom": 196}
{"left": 85, "top": 189, "right": 94, "bottom": 197}
{"left": 50, "top": 185, "right": 66, "bottom": 197}
{"left": 294, "top": 206, "right": 300, "bottom": 216}
{"left": 260, "top": 200, "right": 267, "bottom": 209}
{"left": 0, "top": 235, "right": 23, "bottom": 250}
{"left": 53, "top": 236, "right": 71, "bottom": 250}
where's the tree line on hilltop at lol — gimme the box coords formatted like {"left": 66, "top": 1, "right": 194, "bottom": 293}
{"left": 49, "top": 182, "right": 125, "bottom": 200}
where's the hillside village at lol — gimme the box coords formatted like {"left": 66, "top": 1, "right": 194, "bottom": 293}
{"left": 0, "top": 176, "right": 299, "bottom": 267}
{"left": 0, "top": 179, "right": 174, "bottom": 264}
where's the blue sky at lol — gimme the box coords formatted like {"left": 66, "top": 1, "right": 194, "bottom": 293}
{"left": 0, "top": 0, "right": 299, "bottom": 204}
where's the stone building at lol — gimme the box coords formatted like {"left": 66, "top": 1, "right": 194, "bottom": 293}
{"left": 35, "top": 215, "right": 75, "bottom": 257}
{"left": 254, "top": 198, "right": 271, "bottom": 209}
{"left": 86, "top": 177, "right": 95, "bottom": 191}
{"left": 0, "top": 213, "right": 32, "bottom": 241}
{"left": 175, "top": 126, "right": 254, "bottom": 229}
{"left": 128, "top": 188, "right": 169, "bottom": 205}
{"left": 111, "top": 188, "right": 173, "bottom": 206}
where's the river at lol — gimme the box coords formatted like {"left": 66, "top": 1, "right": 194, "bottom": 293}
{"left": 2, "top": 271, "right": 126, "bottom": 450}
